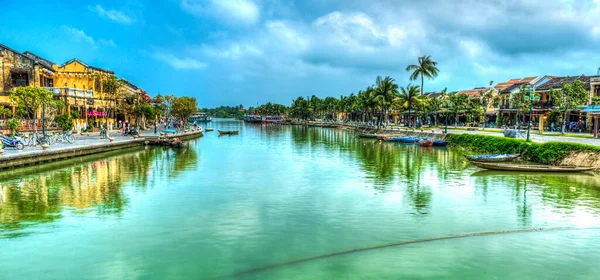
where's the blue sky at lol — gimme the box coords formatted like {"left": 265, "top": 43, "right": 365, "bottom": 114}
{"left": 1, "top": 0, "right": 600, "bottom": 107}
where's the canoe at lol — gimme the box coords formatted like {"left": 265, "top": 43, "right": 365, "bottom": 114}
{"left": 218, "top": 130, "right": 239, "bottom": 135}
{"left": 419, "top": 140, "right": 434, "bottom": 147}
{"left": 470, "top": 161, "right": 595, "bottom": 172}
{"left": 205, "top": 128, "right": 214, "bottom": 132}
{"left": 380, "top": 136, "right": 396, "bottom": 142}
{"left": 162, "top": 129, "right": 178, "bottom": 134}
{"left": 358, "top": 133, "right": 379, "bottom": 139}
{"left": 433, "top": 140, "right": 448, "bottom": 146}
{"left": 464, "top": 154, "right": 520, "bottom": 162}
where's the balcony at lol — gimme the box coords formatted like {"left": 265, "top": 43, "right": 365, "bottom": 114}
{"left": 43, "top": 87, "right": 93, "bottom": 99}
{"left": 532, "top": 101, "right": 555, "bottom": 108}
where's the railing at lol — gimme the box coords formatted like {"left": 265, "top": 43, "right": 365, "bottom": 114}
{"left": 43, "top": 87, "right": 93, "bottom": 98}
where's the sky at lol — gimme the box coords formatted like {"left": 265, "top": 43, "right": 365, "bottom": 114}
{"left": 1, "top": 0, "right": 600, "bottom": 107}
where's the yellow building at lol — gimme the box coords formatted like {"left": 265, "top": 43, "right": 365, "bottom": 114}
{"left": 51, "top": 58, "right": 116, "bottom": 130}
{"left": 0, "top": 45, "right": 56, "bottom": 131}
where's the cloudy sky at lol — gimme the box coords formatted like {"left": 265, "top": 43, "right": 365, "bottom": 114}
{"left": 1, "top": 0, "right": 599, "bottom": 107}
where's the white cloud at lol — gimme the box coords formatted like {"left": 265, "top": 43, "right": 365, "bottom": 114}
{"left": 153, "top": 53, "right": 207, "bottom": 70}
{"left": 180, "top": 0, "right": 259, "bottom": 25}
{"left": 61, "top": 26, "right": 117, "bottom": 48}
{"left": 61, "top": 26, "right": 95, "bottom": 45}
{"left": 90, "top": 5, "right": 134, "bottom": 24}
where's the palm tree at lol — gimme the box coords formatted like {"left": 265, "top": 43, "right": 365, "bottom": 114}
{"left": 396, "top": 84, "right": 421, "bottom": 128}
{"left": 372, "top": 76, "right": 399, "bottom": 126}
{"left": 406, "top": 55, "right": 440, "bottom": 96}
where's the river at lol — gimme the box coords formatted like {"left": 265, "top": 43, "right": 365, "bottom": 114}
{"left": 1, "top": 119, "right": 600, "bottom": 279}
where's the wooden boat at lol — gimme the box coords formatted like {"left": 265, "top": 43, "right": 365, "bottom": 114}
{"left": 380, "top": 136, "right": 396, "bottom": 142}
{"left": 218, "top": 130, "right": 239, "bottom": 135}
{"left": 205, "top": 128, "right": 214, "bottom": 132}
{"left": 470, "top": 161, "right": 595, "bottom": 172}
{"left": 464, "top": 154, "right": 520, "bottom": 162}
{"left": 432, "top": 140, "right": 448, "bottom": 146}
{"left": 419, "top": 139, "right": 434, "bottom": 147}
{"left": 358, "top": 133, "right": 379, "bottom": 139}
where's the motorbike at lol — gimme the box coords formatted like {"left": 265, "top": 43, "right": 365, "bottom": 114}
{"left": 122, "top": 127, "right": 139, "bottom": 136}
{"left": 0, "top": 134, "right": 25, "bottom": 150}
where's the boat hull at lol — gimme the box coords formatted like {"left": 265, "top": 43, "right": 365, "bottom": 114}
{"left": 470, "top": 162, "right": 594, "bottom": 172}
{"left": 464, "top": 154, "right": 520, "bottom": 162}
{"left": 218, "top": 130, "right": 239, "bottom": 135}
{"left": 419, "top": 140, "right": 434, "bottom": 147}
{"left": 432, "top": 140, "right": 448, "bottom": 146}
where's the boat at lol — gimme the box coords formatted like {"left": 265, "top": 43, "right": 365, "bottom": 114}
{"left": 395, "top": 137, "right": 421, "bottom": 143}
{"left": 432, "top": 140, "right": 448, "bottom": 146}
{"left": 470, "top": 162, "right": 595, "bottom": 172}
{"left": 261, "top": 116, "right": 286, "bottom": 124}
{"left": 464, "top": 154, "right": 520, "bottom": 162}
{"left": 189, "top": 113, "right": 212, "bottom": 123}
{"left": 218, "top": 130, "right": 239, "bottom": 135}
{"left": 205, "top": 128, "right": 214, "bottom": 132}
{"left": 162, "top": 129, "right": 178, "bottom": 134}
{"left": 358, "top": 133, "right": 379, "bottom": 139}
{"left": 380, "top": 136, "right": 396, "bottom": 142}
{"left": 419, "top": 139, "right": 434, "bottom": 147}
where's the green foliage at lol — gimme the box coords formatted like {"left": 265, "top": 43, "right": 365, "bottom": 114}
{"left": 70, "top": 110, "right": 80, "bottom": 120}
{"left": 6, "top": 118, "right": 20, "bottom": 135}
{"left": 446, "top": 134, "right": 530, "bottom": 154}
{"left": 447, "top": 134, "right": 600, "bottom": 164}
{"left": 200, "top": 105, "right": 246, "bottom": 120}
{"left": 55, "top": 114, "right": 74, "bottom": 131}
{"left": 405, "top": 55, "right": 439, "bottom": 95}
{"left": 171, "top": 96, "right": 198, "bottom": 121}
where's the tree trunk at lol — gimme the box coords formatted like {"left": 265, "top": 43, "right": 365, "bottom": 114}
{"left": 420, "top": 74, "right": 424, "bottom": 96}
{"left": 561, "top": 111, "right": 567, "bottom": 134}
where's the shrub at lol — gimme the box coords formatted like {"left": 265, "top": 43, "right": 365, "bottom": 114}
{"left": 6, "top": 118, "right": 20, "bottom": 136}
{"left": 55, "top": 114, "right": 74, "bottom": 131}
{"left": 447, "top": 133, "right": 600, "bottom": 164}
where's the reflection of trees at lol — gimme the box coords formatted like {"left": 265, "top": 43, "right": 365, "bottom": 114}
{"left": 0, "top": 145, "right": 198, "bottom": 233}
{"left": 290, "top": 127, "right": 471, "bottom": 216}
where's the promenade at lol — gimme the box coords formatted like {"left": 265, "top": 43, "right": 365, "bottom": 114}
{"left": 0, "top": 129, "right": 203, "bottom": 169}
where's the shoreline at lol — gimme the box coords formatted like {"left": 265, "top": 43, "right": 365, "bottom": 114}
{"left": 0, "top": 130, "right": 203, "bottom": 170}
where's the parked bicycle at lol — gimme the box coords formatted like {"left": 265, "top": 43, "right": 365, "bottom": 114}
{"left": 48, "top": 131, "right": 75, "bottom": 144}
{"left": 22, "top": 131, "right": 52, "bottom": 146}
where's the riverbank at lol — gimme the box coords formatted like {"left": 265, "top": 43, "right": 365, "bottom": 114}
{"left": 0, "top": 129, "right": 203, "bottom": 170}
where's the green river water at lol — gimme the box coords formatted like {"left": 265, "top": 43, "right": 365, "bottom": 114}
{"left": 1, "top": 119, "right": 600, "bottom": 279}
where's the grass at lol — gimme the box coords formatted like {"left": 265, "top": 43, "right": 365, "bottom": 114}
{"left": 446, "top": 133, "right": 600, "bottom": 164}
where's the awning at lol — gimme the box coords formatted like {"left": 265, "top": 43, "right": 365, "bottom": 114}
{"left": 582, "top": 105, "right": 600, "bottom": 114}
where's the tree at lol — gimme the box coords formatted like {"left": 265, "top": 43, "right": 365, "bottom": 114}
{"left": 55, "top": 114, "right": 75, "bottom": 131}
{"left": 10, "top": 86, "right": 63, "bottom": 133}
{"left": 550, "top": 80, "right": 588, "bottom": 134}
{"left": 372, "top": 76, "right": 399, "bottom": 125}
{"left": 448, "top": 92, "right": 469, "bottom": 127}
{"left": 171, "top": 96, "right": 198, "bottom": 123}
{"left": 511, "top": 84, "right": 532, "bottom": 128}
{"left": 406, "top": 55, "right": 439, "bottom": 96}
{"left": 396, "top": 84, "right": 421, "bottom": 128}
{"left": 479, "top": 81, "right": 500, "bottom": 129}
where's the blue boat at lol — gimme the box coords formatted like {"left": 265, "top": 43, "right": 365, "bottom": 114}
{"left": 433, "top": 140, "right": 448, "bottom": 146}
{"left": 394, "top": 137, "right": 421, "bottom": 143}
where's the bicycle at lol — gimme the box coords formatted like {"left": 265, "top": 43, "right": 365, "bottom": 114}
{"left": 22, "top": 131, "right": 52, "bottom": 146}
{"left": 48, "top": 131, "right": 75, "bottom": 144}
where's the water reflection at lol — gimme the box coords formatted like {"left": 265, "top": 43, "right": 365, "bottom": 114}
{"left": 0, "top": 145, "right": 198, "bottom": 236}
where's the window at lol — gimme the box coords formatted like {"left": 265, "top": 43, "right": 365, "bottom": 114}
{"left": 11, "top": 72, "right": 29, "bottom": 87}
{"left": 95, "top": 79, "right": 101, "bottom": 92}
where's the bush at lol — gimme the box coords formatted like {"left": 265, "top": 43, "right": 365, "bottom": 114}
{"left": 55, "top": 114, "right": 74, "bottom": 131}
{"left": 446, "top": 134, "right": 530, "bottom": 154}
{"left": 447, "top": 133, "right": 600, "bottom": 164}
{"left": 6, "top": 118, "right": 20, "bottom": 136}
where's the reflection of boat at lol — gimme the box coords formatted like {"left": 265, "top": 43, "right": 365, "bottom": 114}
{"left": 358, "top": 133, "right": 379, "bottom": 138}
{"left": 464, "top": 154, "right": 519, "bottom": 162}
{"left": 470, "top": 162, "right": 594, "bottom": 172}
{"left": 205, "top": 128, "right": 214, "bottom": 132}
{"left": 419, "top": 139, "right": 434, "bottom": 147}
{"left": 218, "top": 130, "right": 239, "bottom": 135}
{"left": 381, "top": 136, "right": 396, "bottom": 142}
{"left": 433, "top": 140, "right": 448, "bottom": 146}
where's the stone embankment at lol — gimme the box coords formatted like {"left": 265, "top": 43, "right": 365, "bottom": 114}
{"left": 0, "top": 130, "right": 203, "bottom": 170}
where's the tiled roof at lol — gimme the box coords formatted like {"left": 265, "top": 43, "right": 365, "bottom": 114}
{"left": 536, "top": 75, "right": 600, "bottom": 91}
{"left": 22, "top": 51, "right": 56, "bottom": 72}
{"left": 60, "top": 58, "right": 115, "bottom": 74}
{"left": 424, "top": 91, "right": 443, "bottom": 98}
{"left": 457, "top": 87, "right": 493, "bottom": 97}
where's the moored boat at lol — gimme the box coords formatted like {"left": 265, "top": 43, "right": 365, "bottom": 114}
{"left": 218, "top": 130, "right": 239, "bottom": 135}
{"left": 395, "top": 137, "right": 421, "bottom": 143}
{"left": 205, "top": 128, "right": 214, "bottom": 132}
{"left": 189, "top": 113, "right": 212, "bottom": 123}
{"left": 419, "top": 139, "right": 434, "bottom": 147}
{"left": 464, "top": 154, "right": 520, "bottom": 162}
{"left": 432, "top": 140, "right": 448, "bottom": 146}
{"left": 470, "top": 162, "right": 594, "bottom": 172}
